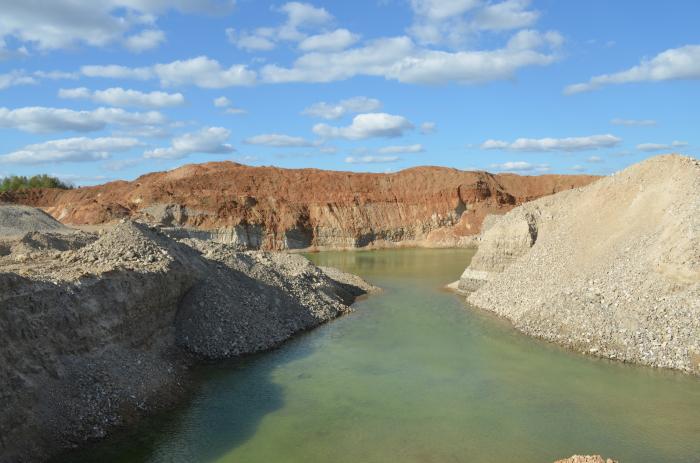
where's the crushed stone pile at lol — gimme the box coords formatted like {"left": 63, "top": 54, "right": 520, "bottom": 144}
{"left": 462, "top": 154, "right": 700, "bottom": 375}
{"left": 0, "top": 204, "right": 72, "bottom": 237}
{"left": 0, "top": 217, "right": 376, "bottom": 462}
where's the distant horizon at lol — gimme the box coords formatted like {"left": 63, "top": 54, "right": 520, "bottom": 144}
{"left": 0, "top": 1, "right": 698, "bottom": 185}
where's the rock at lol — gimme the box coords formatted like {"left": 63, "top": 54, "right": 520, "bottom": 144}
{"left": 462, "top": 154, "right": 700, "bottom": 375}
{"left": 1, "top": 163, "right": 596, "bottom": 250}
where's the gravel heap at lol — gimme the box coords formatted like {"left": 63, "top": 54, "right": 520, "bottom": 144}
{"left": 0, "top": 204, "right": 71, "bottom": 237}
{"left": 0, "top": 218, "right": 376, "bottom": 462}
{"left": 464, "top": 154, "right": 700, "bottom": 375}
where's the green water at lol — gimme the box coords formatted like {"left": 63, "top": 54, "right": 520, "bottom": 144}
{"left": 57, "top": 249, "right": 700, "bottom": 463}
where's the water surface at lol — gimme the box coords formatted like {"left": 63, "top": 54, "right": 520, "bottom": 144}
{"left": 57, "top": 249, "right": 700, "bottom": 463}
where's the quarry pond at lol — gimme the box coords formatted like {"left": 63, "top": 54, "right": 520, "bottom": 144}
{"left": 56, "top": 249, "right": 700, "bottom": 463}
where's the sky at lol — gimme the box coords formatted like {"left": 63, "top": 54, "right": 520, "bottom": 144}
{"left": 0, "top": 0, "right": 698, "bottom": 185}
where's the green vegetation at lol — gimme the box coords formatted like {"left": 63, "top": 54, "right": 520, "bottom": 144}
{"left": 0, "top": 174, "right": 72, "bottom": 192}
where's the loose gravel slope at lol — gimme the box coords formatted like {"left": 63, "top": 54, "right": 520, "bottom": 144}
{"left": 465, "top": 154, "right": 700, "bottom": 374}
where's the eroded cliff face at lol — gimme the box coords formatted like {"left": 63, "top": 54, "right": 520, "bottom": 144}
{"left": 1, "top": 163, "right": 597, "bottom": 250}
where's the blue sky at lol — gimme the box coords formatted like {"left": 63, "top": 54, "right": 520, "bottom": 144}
{"left": 0, "top": 0, "right": 698, "bottom": 185}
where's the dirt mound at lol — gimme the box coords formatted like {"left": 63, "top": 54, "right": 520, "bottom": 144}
{"left": 0, "top": 204, "right": 71, "bottom": 237}
{"left": 0, "top": 222, "right": 375, "bottom": 462}
{"left": 462, "top": 154, "right": 700, "bottom": 374}
{"left": 1, "top": 162, "right": 596, "bottom": 250}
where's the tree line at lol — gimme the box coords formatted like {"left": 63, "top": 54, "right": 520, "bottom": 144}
{"left": 0, "top": 175, "right": 72, "bottom": 192}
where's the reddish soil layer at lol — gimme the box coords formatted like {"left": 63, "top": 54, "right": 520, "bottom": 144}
{"left": 0, "top": 162, "right": 597, "bottom": 250}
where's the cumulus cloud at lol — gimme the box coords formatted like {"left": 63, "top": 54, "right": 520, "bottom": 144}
{"left": 81, "top": 56, "right": 256, "bottom": 88}
{"left": 214, "top": 96, "right": 231, "bottom": 107}
{"left": 565, "top": 44, "right": 700, "bottom": 94}
{"left": 228, "top": 1, "right": 332, "bottom": 52}
{"left": 610, "top": 118, "right": 657, "bottom": 127}
{"left": 313, "top": 113, "right": 414, "bottom": 140}
{"left": 212, "top": 96, "right": 246, "bottom": 114}
{"left": 262, "top": 30, "right": 562, "bottom": 85}
{"left": 489, "top": 161, "right": 550, "bottom": 172}
{"left": 420, "top": 121, "right": 437, "bottom": 134}
{"left": 299, "top": 29, "right": 359, "bottom": 52}
{"left": 481, "top": 134, "right": 621, "bottom": 152}
{"left": 59, "top": 87, "right": 184, "bottom": 108}
{"left": 636, "top": 141, "right": 687, "bottom": 152}
{"left": 124, "top": 29, "right": 166, "bottom": 52}
{"left": 302, "top": 96, "right": 382, "bottom": 120}
{"left": 0, "top": 0, "right": 232, "bottom": 52}
{"left": 81, "top": 65, "right": 155, "bottom": 80}
{"left": 378, "top": 144, "right": 424, "bottom": 154}
{"left": 409, "top": 0, "right": 539, "bottom": 46}
{"left": 243, "top": 134, "right": 314, "bottom": 147}
{"left": 344, "top": 155, "right": 401, "bottom": 164}
{"left": 0, "top": 137, "right": 141, "bottom": 164}
{"left": 0, "top": 71, "right": 37, "bottom": 90}
{"left": 0, "top": 106, "right": 166, "bottom": 133}
{"left": 144, "top": 127, "right": 234, "bottom": 159}
{"left": 153, "top": 56, "right": 256, "bottom": 88}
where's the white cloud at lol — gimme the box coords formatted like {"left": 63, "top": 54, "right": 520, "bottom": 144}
{"left": 82, "top": 65, "right": 155, "bottom": 80}
{"left": 124, "top": 29, "right": 166, "bottom": 52}
{"left": 0, "top": 106, "right": 166, "bottom": 133}
{"left": 299, "top": 29, "right": 359, "bottom": 52}
{"left": 153, "top": 56, "right": 256, "bottom": 88}
{"left": 225, "top": 107, "right": 247, "bottom": 115}
{"left": 0, "top": 71, "right": 36, "bottom": 90}
{"left": 472, "top": 0, "right": 540, "bottom": 31}
{"left": 345, "top": 155, "right": 401, "bottom": 164}
{"left": 214, "top": 96, "right": 231, "bottom": 107}
{"left": 489, "top": 161, "right": 550, "bottom": 172}
{"left": 212, "top": 96, "right": 247, "bottom": 114}
{"left": 565, "top": 44, "right": 700, "bottom": 94}
{"left": 33, "top": 70, "right": 80, "bottom": 80}
{"left": 420, "top": 121, "right": 437, "bottom": 134}
{"left": 262, "top": 30, "right": 562, "bottom": 85}
{"left": 81, "top": 56, "right": 257, "bottom": 88}
{"left": 59, "top": 87, "right": 184, "bottom": 108}
{"left": 302, "top": 96, "right": 382, "bottom": 120}
{"left": 0, "top": 1, "right": 232, "bottom": 52}
{"left": 378, "top": 144, "right": 424, "bottom": 154}
{"left": 586, "top": 155, "right": 604, "bottom": 163}
{"left": 229, "top": 1, "right": 332, "bottom": 51}
{"left": 570, "top": 164, "right": 586, "bottom": 172}
{"left": 244, "top": 134, "right": 314, "bottom": 147}
{"left": 610, "top": 118, "right": 657, "bottom": 127}
{"left": 481, "top": 134, "right": 621, "bottom": 152}
{"left": 636, "top": 141, "right": 688, "bottom": 152}
{"left": 144, "top": 127, "right": 234, "bottom": 159}
{"left": 408, "top": 0, "right": 539, "bottom": 46}
{"left": 0, "top": 137, "right": 140, "bottom": 164}
{"left": 226, "top": 28, "right": 276, "bottom": 51}
{"left": 313, "top": 113, "right": 414, "bottom": 140}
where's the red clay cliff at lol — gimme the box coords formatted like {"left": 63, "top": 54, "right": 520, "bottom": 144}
{"left": 0, "top": 162, "right": 597, "bottom": 250}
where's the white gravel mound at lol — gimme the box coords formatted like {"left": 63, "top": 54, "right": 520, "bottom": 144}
{"left": 464, "top": 154, "right": 700, "bottom": 374}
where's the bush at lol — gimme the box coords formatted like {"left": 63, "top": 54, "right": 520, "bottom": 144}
{"left": 0, "top": 175, "right": 72, "bottom": 192}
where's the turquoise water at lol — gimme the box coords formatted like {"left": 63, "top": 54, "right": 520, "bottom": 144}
{"left": 57, "top": 249, "right": 700, "bottom": 463}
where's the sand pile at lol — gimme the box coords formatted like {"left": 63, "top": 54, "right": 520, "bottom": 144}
{"left": 463, "top": 154, "right": 700, "bottom": 374}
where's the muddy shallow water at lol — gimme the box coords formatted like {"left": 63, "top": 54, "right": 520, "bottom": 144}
{"left": 55, "top": 248, "right": 700, "bottom": 463}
